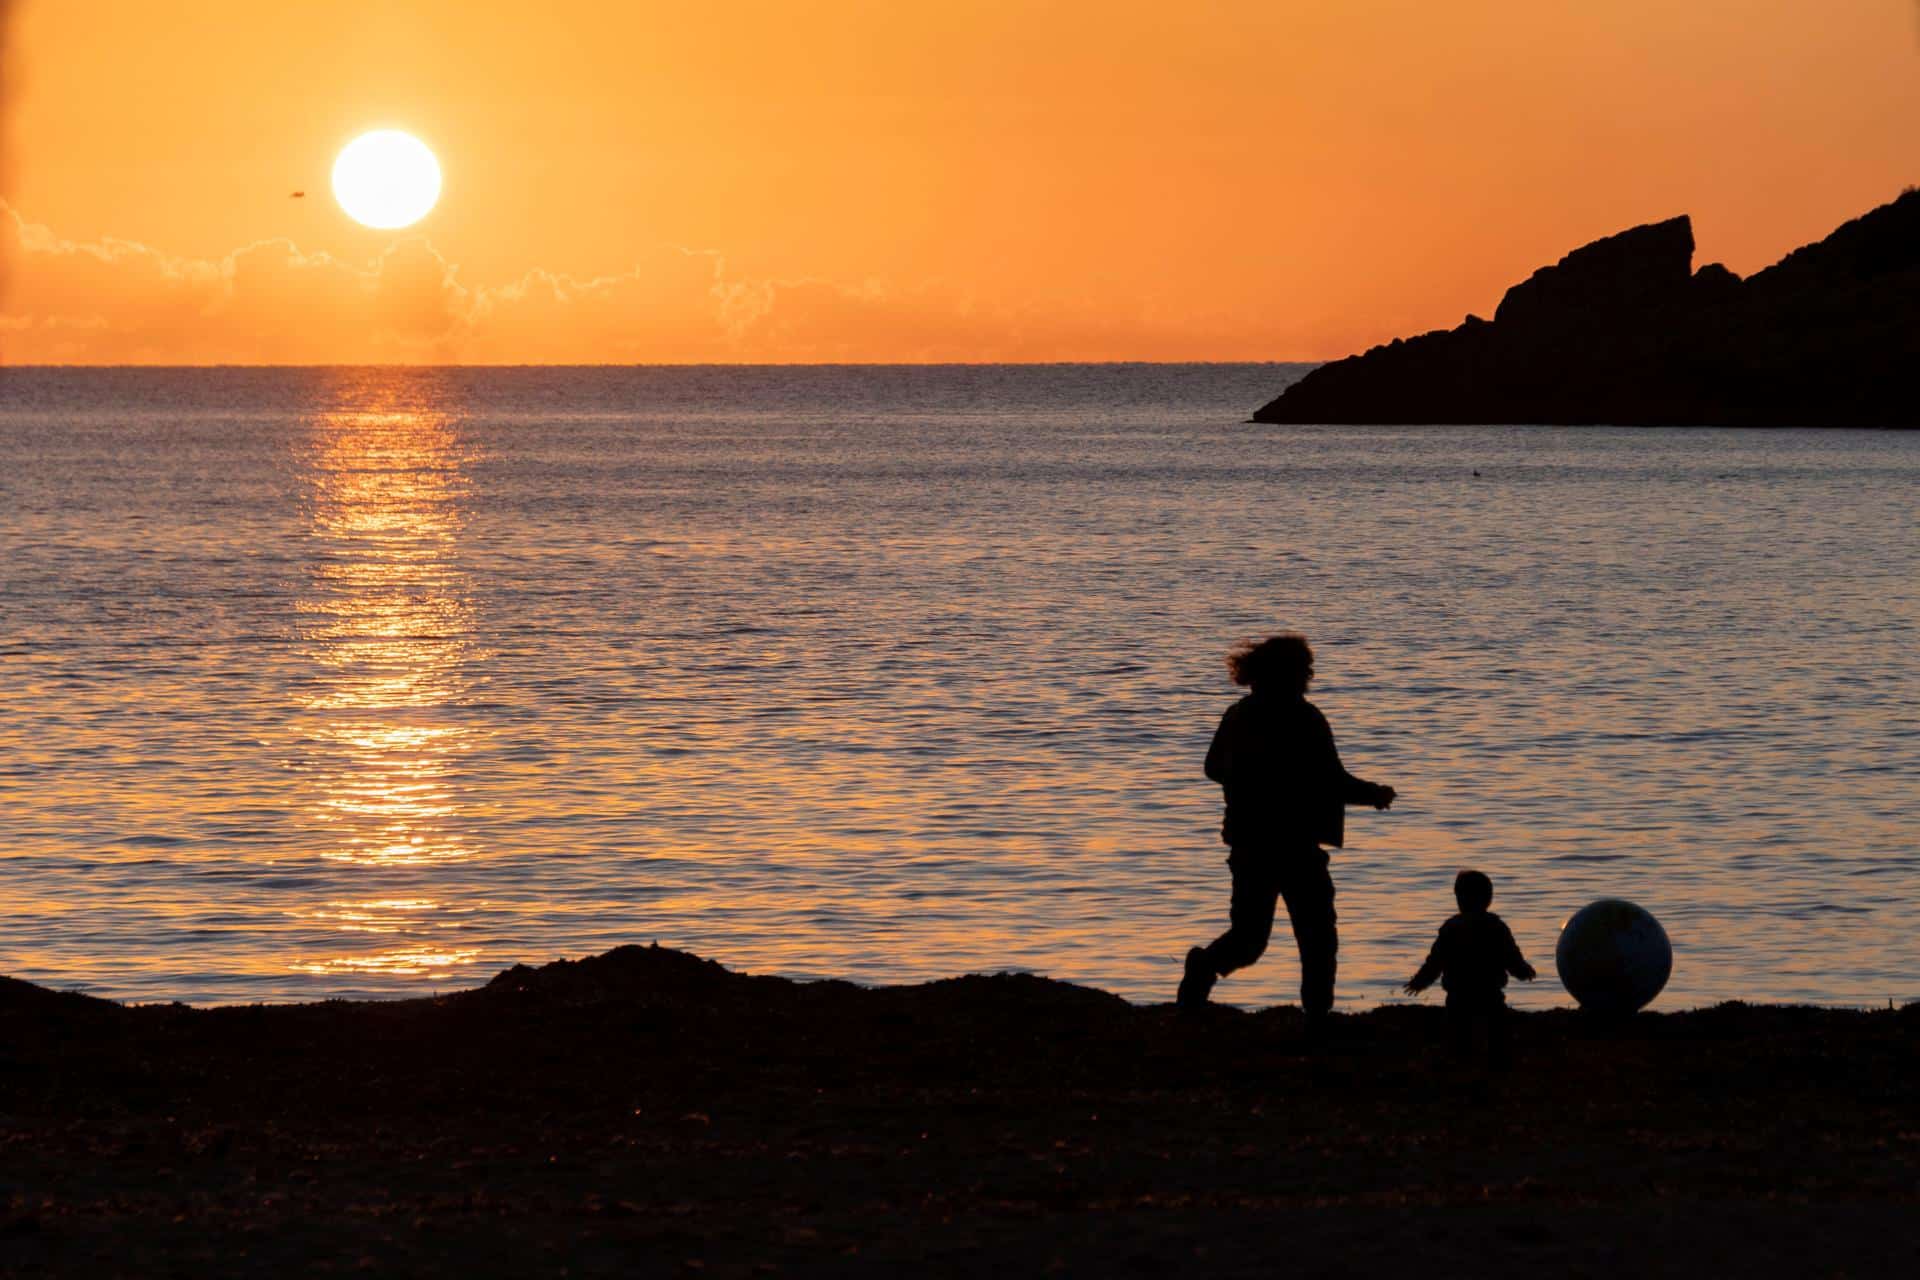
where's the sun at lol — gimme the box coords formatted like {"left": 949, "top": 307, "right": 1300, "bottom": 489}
{"left": 332, "top": 130, "right": 442, "bottom": 230}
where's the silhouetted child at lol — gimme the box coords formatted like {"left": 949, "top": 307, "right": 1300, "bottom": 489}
{"left": 1403, "top": 870, "right": 1535, "bottom": 1066}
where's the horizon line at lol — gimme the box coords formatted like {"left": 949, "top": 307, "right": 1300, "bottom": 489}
{"left": 0, "top": 359, "right": 1321, "bottom": 371}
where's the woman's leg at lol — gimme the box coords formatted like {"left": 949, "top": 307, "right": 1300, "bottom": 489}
{"left": 1180, "top": 854, "right": 1281, "bottom": 1007}
{"left": 1205, "top": 854, "right": 1282, "bottom": 976}
{"left": 1279, "top": 853, "right": 1338, "bottom": 1019}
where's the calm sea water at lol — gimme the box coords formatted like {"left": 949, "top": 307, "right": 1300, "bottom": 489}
{"left": 1, "top": 365, "right": 1914, "bottom": 1009}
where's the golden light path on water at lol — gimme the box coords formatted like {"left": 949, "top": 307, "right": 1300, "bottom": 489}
{"left": 287, "top": 375, "right": 481, "bottom": 981}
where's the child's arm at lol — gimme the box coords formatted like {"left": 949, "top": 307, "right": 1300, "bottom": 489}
{"left": 1403, "top": 936, "right": 1445, "bottom": 995}
{"left": 1502, "top": 921, "right": 1537, "bottom": 982}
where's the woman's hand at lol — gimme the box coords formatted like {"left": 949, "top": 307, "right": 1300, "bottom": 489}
{"left": 1372, "top": 784, "right": 1397, "bottom": 810}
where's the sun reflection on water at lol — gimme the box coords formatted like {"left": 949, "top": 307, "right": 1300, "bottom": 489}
{"left": 292, "top": 373, "right": 484, "bottom": 979}
{"left": 289, "top": 898, "right": 480, "bottom": 977}
{"left": 291, "top": 946, "right": 482, "bottom": 980}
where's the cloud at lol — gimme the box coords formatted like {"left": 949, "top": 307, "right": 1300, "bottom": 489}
{"left": 0, "top": 207, "right": 468, "bottom": 362}
{"left": 0, "top": 203, "right": 1250, "bottom": 363}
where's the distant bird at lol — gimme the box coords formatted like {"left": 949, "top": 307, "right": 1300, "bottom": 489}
{"left": 290, "top": 191, "right": 305, "bottom": 198}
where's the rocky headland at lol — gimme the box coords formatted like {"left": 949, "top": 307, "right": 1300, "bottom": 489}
{"left": 1253, "top": 189, "right": 1920, "bottom": 427}
{"left": 3, "top": 945, "right": 1916, "bottom": 1276}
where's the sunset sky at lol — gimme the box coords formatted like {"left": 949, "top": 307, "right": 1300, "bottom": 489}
{"left": 3, "top": 0, "right": 1917, "bottom": 364}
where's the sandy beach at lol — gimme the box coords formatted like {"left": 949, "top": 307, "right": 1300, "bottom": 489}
{"left": 3, "top": 945, "right": 1914, "bottom": 1277}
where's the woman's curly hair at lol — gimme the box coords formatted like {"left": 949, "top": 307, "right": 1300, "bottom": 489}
{"left": 1227, "top": 633, "right": 1314, "bottom": 690}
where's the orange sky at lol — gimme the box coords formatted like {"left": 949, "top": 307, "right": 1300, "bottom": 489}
{"left": 2, "top": 1, "right": 1916, "bottom": 363}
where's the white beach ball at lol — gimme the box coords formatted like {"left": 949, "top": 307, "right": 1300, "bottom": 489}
{"left": 1555, "top": 898, "right": 1672, "bottom": 1014}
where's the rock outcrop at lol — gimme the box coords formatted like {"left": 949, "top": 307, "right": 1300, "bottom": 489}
{"left": 1252, "top": 188, "right": 1920, "bottom": 427}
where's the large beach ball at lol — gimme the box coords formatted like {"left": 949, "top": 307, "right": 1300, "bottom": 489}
{"left": 1555, "top": 899, "right": 1672, "bottom": 1014}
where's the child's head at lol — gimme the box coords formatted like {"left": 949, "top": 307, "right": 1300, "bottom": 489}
{"left": 1227, "top": 633, "right": 1313, "bottom": 693}
{"left": 1453, "top": 869, "right": 1494, "bottom": 913}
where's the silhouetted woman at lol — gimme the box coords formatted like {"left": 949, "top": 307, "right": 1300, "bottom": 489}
{"left": 1179, "top": 634, "right": 1395, "bottom": 1021}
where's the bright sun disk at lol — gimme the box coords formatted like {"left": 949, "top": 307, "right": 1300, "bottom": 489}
{"left": 332, "top": 130, "right": 441, "bottom": 230}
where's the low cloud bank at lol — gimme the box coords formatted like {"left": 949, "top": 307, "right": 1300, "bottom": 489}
{"left": 0, "top": 205, "right": 1236, "bottom": 363}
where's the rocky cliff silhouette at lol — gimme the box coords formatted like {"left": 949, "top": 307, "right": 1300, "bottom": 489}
{"left": 1253, "top": 189, "right": 1920, "bottom": 427}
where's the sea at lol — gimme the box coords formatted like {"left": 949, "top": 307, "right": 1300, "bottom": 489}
{"left": 1, "top": 364, "right": 1914, "bottom": 1010}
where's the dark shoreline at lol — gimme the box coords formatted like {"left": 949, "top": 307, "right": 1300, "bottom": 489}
{"left": 5, "top": 944, "right": 1916, "bottom": 1276}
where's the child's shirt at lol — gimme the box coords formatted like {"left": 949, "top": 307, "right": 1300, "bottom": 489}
{"left": 1409, "top": 910, "right": 1531, "bottom": 997}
